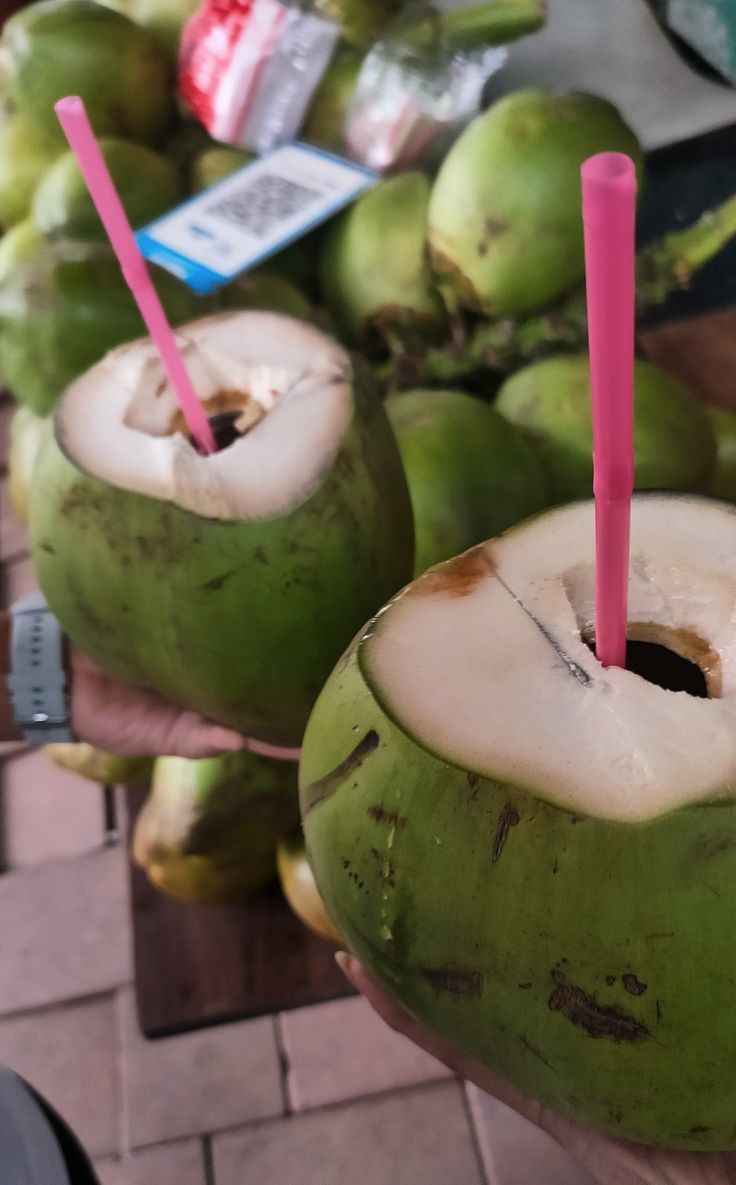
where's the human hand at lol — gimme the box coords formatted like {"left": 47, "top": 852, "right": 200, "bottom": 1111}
{"left": 68, "top": 648, "right": 300, "bottom": 761}
{"left": 337, "top": 953, "right": 736, "bottom": 1185}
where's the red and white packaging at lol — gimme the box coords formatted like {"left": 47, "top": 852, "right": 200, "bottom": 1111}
{"left": 179, "top": 0, "right": 340, "bottom": 152}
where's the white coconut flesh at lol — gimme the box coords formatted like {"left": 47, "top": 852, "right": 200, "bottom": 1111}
{"left": 55, "top": 312, "right": 354, "bottom": 520}
{"left": 361, "top": 495, "right": 736, "bottom": 824}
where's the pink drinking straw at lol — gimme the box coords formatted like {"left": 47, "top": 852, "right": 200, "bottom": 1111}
{"left": 54, "top": 97, "right": 217, "bottom": 456}
{"left": 581, "top": 152, "right": 637, "bottom": 670}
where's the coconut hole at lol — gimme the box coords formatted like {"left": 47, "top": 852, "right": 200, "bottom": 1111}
{"left": 584, "top": 633, "right": 711, "bottom": 698}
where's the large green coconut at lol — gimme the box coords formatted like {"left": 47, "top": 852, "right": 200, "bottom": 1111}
{"left": 703, "top": 406, "right": 736, "bottom": 502}
{"left": 95, "top": 0, "right": 199, "bottom": 60}
{"left": 0, "top": 221, "right": 199, "bottom": 414}
{"left": 0, "top": 0, "right": 174, "bottom": 146}
{"left": 301, "top": 493, "right": 736, "bottom": 1149}
{"left": 30, "top": 312, "right": 414, "bottom": 746}
{"left": 496, "top": 354, "right": 715, "bottom": 503}
{"left": 277, "top": 827, "right": 342, "bottom": 943}
{"left": 0, "top": 113, "right": 60, "bottom": 229}
{"left": 321, "top": 173, "right": 447, "bottom": 352}
{"left": 46, "top": 743, "right": 153, "bottom": 786}
{"left": 32, "top": 139, "right": 183, "bottom": 242}
{"left": 386, "top": 388, "right": 549, "bottom": 574}
{"left": 134, "top": 750, "right": 298, "bottom": 903}
{"left": 427, "top": 90, "right": 643, "bottom": 317}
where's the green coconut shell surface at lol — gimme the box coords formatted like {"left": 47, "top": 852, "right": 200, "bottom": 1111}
{"left": 8, "top": 406, "right": 53, "bottom": 523}
{"left": 0, "top": 113, "right": 60, "bottom": 229}
{"left": 30, "top": 313, "right": 414, "bottom": 747}
{"left": 0, "top": 221, "right": 199, "bottom": 414}
{"left": 703, "top": 406, "right": 736, "bottom": 501}
{"left": 46, "top": 743, "right": 154, "bottom": 786}
{"left": 0, "top": 0, "right": 174, "bottom": 146}
{"left": 301, "top": 48, "right": 362, "bottom": 152}
{"left": 134, "top": 750, "right": 299, "bottom": 903}
{"left": 33, "top": 139, "right": 183, "bottom": 242}
{"left": 387, "top": 388, "right": 549, "bottom": 574}
{"left": 496, "top": 354, "right": 716, "bottom": 503}
{"left": 311, "top": 0, "right": 403, "bottom": 48}
{"left": 300, "top": 494, "right": 736, "bottom": 1149}
{"left": 321, "top": 172, "right": 447, "bottom": 351}
{"left": 427, "top": 90, "right": 643, "bottom": 316}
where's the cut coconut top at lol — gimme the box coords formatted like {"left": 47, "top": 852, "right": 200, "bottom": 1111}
{"left": 361, "top": 495, "right": 736, "bottom": 823}
{"left": 55, "top": 312, "right": 354, "bottom": 520}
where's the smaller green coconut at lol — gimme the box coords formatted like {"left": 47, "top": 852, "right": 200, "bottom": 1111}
{"left": 0, "top": 0, "right": 174, "bottom": 146}
{"left": 321, "top": 172, "right": 447, "bottom": 351}
{"left": 219, "top": 272, "right": 313, "bottom": 322}
{"left": 0, "top": 113, "right": 60, "bottom": 229}
{"left": 703, "top": 406, "right": 736, "bottom": 502}
{"left": 496, "top": 355, "right": 716, "bottom": 503}
{"left": 277, "top": 827, "right": 342, "bottom": 943}
{"left": 189, "top": 146, "right": 253, "bottom": 195}
{"left": 95, "top": 0, "right": 199, "bottom": 60}
{"left": 302, "top": 48, "right": 362, "bottom": 152}
{"left": 165, "top": 120, "right": 217, "bottom": 183}
{"left": 134, "top": 751, "right": 299, "bottom": 904}
{"left": 33, "top": 139, "right": 183, "bottom": 242}
{"left": 0, "top": 221, "right": 199, "bottom": 414}
{"left": 427, "top": 90, "right": 643, "bottom": 316}
{"left": 8, "top": 406, "right": 53, "bottom": 523}
{"left": 46, "top": 743, "right": 153, "bottom": 786}
{"left": 387, "top": 388, "right": 549, "bottom": 574}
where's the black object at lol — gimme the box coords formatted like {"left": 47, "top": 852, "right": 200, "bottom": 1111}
{"left": 0, "top": 1066, "right": 99, "bottom": 1185}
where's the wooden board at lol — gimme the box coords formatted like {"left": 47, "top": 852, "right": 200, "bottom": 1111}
{"left": 126, "top": 786, "right": 352, "bottom": 1040}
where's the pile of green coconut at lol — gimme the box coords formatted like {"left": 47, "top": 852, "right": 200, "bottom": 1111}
{"left": 7, "top": 0, "right": 736, "bottom": 1152}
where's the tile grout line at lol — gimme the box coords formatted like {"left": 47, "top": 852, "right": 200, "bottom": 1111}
{"left": 202, "top": 1134, "right": 217, "bottom": 1185}
{"left": 113, "top": 987, "right": 134, "bottom": 1168}
{"left": 273, "top": 1013, "right": 294, "bottom": 1116}
{"left": 462, "top": 1080, "right": 496, "bottom": 1185}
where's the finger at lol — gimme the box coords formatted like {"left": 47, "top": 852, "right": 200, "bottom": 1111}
{"left": 244, "top": 738, "right": 302, "bottom": 762}
{"left": 164, "top": 715, "right": 248, "bottom": 758}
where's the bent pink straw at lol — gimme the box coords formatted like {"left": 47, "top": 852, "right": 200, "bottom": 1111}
{"left": 581, "top": 152, "right": 637, "bottom": 670}
{"left": 54, "top": 97, "right": 217, "bottom": 456}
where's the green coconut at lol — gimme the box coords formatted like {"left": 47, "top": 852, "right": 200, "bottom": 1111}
{"left": 219, "top": 273, "right": 313, "bottom": 322}
{"left": 301, "top": 493, "right": 736, "bottom": 1150}
{"left": 95, "top": 0, "right": 199, "bottom": 60}
{"left": 32, "top": 139, "right": 183, "bottom": 242}
{"left": 386, "top": 388, "right": 549, "bottom": 574}
{"left": 277, "top": 827, "right": 342, "bottom": 943}
{"left": 496, "top": 354, "right": 715, "bottom": 503}
{"left": 702, "top": 406, "right": 736, "bottom": 502}
{"left": 45, "top": 743, "right": 153, "bottom": 786}
{"left": 30, "top": 312, "right": 414, "bottom": 746}
{"left": 134, "top": 750, "right": 298, "bottom": 903}
{"left": 311, "top": 0, "right": 404, "bottom": 48}
{"left": 0, "top": 221, "right": 199, "bottom": 414}
{"left": 302, "top": 48, "right": 362, "bottom": 153}
{"left": 0, "top": 113, "right": 60, "bottom": 229}
{"left": 427, "top": 90, "right": 643, "bottom": 317}
{"left": 165, "top": 120, "right": 216, "bottom": 183}
{"left": 8, "top": 406, "right": 53, "bottom": 523}
{"left": 321, "top": 173, "right": 447, "bottom": 352}
{"left": 190, "top": 146, "right": 253, "bottom": 194}
{"left": 0, "top": 0, "right": 174, "bottom": 146}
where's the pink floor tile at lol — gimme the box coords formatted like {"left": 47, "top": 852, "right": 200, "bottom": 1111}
{"left": 281, "top": 995, "right": 451, "bottom": 1111}
{"left": 0, "top": 995, "right": 121, "bottom": 1158}
{"left": 466, "top": 1084, "right": 596, "bottom": 1185}
{"left": 2, "top": 747, "right": 106, "bottom": 867}
{"left": 120, "top": 989, "right": 284, "bottom": 1147}
{"left": 213, "top": 1081, "right": 484, "bottom": 1185}
{"left": 94, "top": 1138, "right": 207, "bottom": 1185}
{"left": 0, "top": 847, "right": 132, "bottom": 1015}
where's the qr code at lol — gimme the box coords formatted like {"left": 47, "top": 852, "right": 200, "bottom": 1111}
{"left": 205, "top": 173, "right": 322, "bottom": 239}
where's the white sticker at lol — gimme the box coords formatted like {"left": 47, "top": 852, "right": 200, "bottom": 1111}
{"left": 137, "top": 142, "right": 378, "bottom": 295}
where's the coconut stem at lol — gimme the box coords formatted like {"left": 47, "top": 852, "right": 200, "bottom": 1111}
{"left": 384, "top": 192, "right": 736, "bottom": 389}
{"left": 635, "top": 193, "right": 736, "bottom": 307}
{"left": 398, "top": 0, "right": 546, "bottom": 51}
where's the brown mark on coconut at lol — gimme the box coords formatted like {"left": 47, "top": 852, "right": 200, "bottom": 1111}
{"left": 492, "top": 803, "right": 520, "bottom": 863}
{"left": 415, "top": 547, "right": 495, "bottom": 599}
{"left": 622, "top": 973, "right": 648, "bottom": 997}
{"left": 422, "top": 967, "right": 484, "bottom": 999}
{"left": 548, "top": 983, "right": 650, "bottom": 1042}
{"left": 367, "top": 805, "right": 407, "bottom": 829}
{"left": 301, "top": 730, "right": 380, "bottom": 814}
